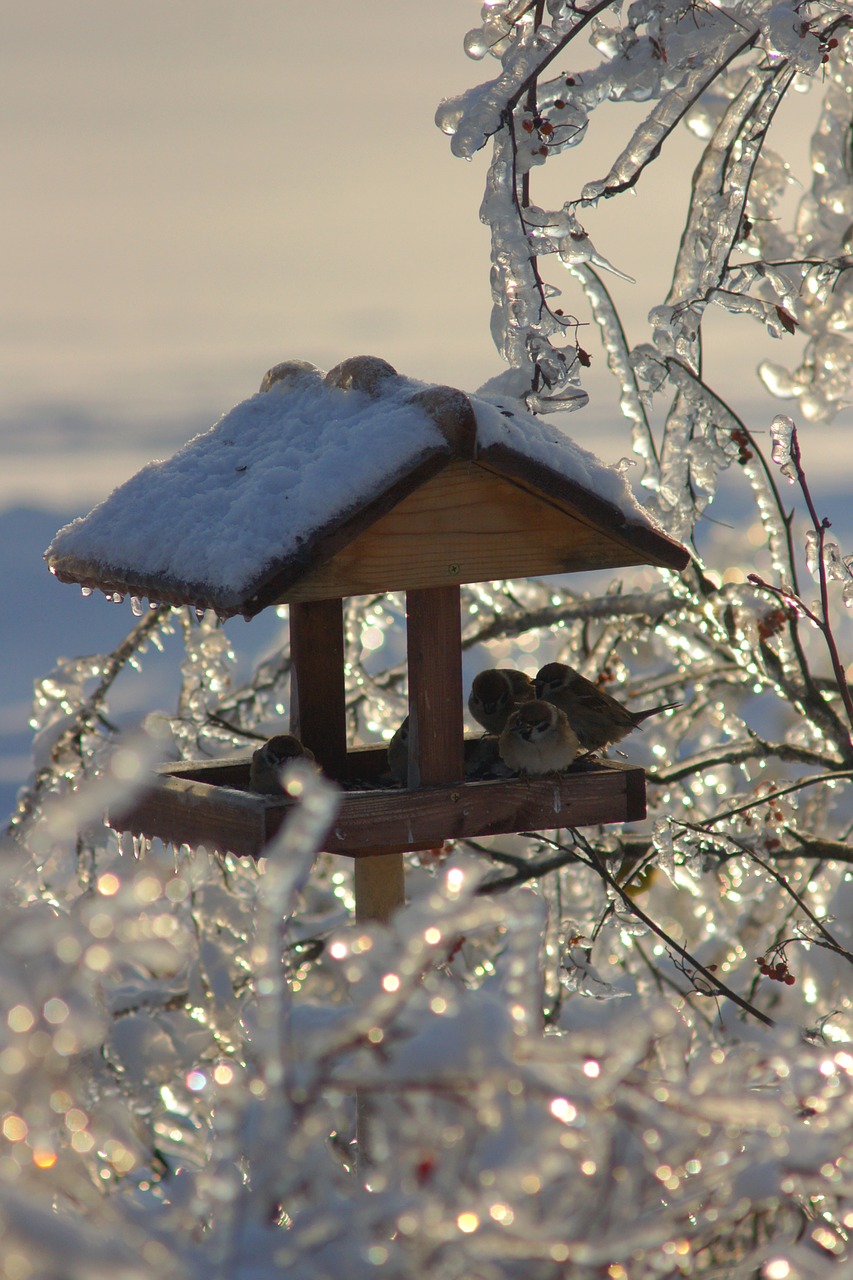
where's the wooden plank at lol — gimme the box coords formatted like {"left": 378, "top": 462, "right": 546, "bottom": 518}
{"left": 278, "top": 462, "right": 652, "bottom": 602}
{"left": 111, "top": 762, "right": 646, "bottom": 859}
{"left": 406, "top": 586, "right": 464, "bottom": 788}
{"left": 306, "top": 767, "right": 647, "bottom": 853}
{"left": 289, "top": 599, "right": 347, "bottom": 775}
{"left": 111, "top": 776, "right": 268, "bottom": 854}
{"left": 477, "top": 443, "right": 690, "bottom": 572}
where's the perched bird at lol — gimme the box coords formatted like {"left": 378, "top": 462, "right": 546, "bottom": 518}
{"left": 464, "top": 734, "right": 506, "bottom": 780}
{"left": 386, "top": 716, "right": 409, "bottom": 786}
{"left": 468, "top": 667, "right": 535, "bottom": 734}
{"left": 499, "top": 700, "right": 580, "bottom": 776}
{"left": 249, "top": 734, "right": 315, "bottom": 795}
{"left": 535, "top": 662, "right": 681, "bottom": 753}
{"left": 258, "top": 359, "right": 320, "bottom": 393}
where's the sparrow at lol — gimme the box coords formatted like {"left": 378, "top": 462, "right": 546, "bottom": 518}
{"left": 258, "top": 359, "right": 320, "bottom": 393}
{"left": 468, "top": 668, "right": 535, "bottom": 734}
{"left": 535, "top": 662, "right": 681, "bottom": 753}
{"left": 464, "top": 734, "right": 506, "bottom": 779}
{"left": 249, "top": 733, "right": 315, "bottom": 794}
{"left": 499, "top": 700, "right": 580, "bottom": 776}
{"left": 386, "top": 716, "right": 409, "bottom": 786}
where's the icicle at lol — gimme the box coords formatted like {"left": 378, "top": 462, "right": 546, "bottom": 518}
{"left": 769, "top": 414, "right": 798, "bottom": 485}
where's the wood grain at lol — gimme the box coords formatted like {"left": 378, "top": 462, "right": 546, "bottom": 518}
{"left": 277, "top": 462, "right": 653, "bottom": 602}
{"left": 289, "top": 599, "right": 347, "bottom": 775}
{"left": 406, "top": 586, "right": 464, "bottom": 788}
{"left": 112, "top": 761, "right": 646, "bottom": 861}
{"left": 355, "top": 854, "right": 407, "bottom": 923}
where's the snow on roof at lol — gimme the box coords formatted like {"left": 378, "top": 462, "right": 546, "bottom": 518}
{"left": 46, "top": 356, "right": 687, "bottom": 617}
{"left": 471, "top": 392, "right": 643, "bottom": 511}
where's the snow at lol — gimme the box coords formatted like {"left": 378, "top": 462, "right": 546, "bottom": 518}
{"left": 470, "top": 390, "right": 655, "bottom": 519}
{"left": 46, "top": 370, "right": 446, "bottom": 610}
{"left": 45, "top": 361, "right": 675, "bottom": 615}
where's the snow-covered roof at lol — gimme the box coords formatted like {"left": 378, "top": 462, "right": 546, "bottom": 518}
{"left": 45, "top": 355, "right": 688, "bottom": 617}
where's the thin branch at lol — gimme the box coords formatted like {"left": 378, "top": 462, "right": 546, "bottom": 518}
{"left": 477, "top": 844, "right": 582, "bottom": 893}
{"left": 747, "top": 850, "right": 853, "bottom": 964}
{"left": 536, "top": 834, "right": 775, "bottom": 1026}
{"left": 791, "top": 426, "right": 853, "bottom": 733}
{"left": 648, "top": 736, "right": 840, "bottom": 785}
{"left": 706, "top": 769, "right": 853, "bottom": 827}
{"left": 6, "top": 606, "right": 174, "bottom": 836}
{"left": 784, "top": 827, "right": 853, "bottom": 866}
{"left": 462, "top": 589, "right": 679, "bottom": 649}
{"left": 505, "top": 0, "right": 622, "bottom": 115}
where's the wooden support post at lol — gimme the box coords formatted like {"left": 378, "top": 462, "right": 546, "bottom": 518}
{"left": 289, "top": 599, "right": 348, "bottom": 777}
{"left": 406, "top": 584, "right": 464, "bottom": 788}
{"left": 348, "top": 586, "right": 463, "bottom": 930}
{"left": 354, "top": 852, "right": 407, "bottom": 925}
{"left": 355, "top": 586, "right": 463, "bottom": 1169}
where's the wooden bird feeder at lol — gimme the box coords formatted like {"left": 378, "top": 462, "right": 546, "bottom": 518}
{"left": 46, "top": 355, "right": 689, "bottom": 922}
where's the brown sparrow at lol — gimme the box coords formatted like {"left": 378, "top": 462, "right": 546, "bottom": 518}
{"left": 249, "top": 734, "right": 315, "bottom": 794}
{"left": 499, "top": 700, "right": 580, "bottom": 775}
{"left": 386, "top": 716, "right": 409, "bottom": 786}
{"left": 468, "top": 668, "right": 535, "bottom": 734}
{"left": 535, "top": 662, "right": 680, "bottom": 752}
{"left": 464, "top": 734, "right": 506, "bottom": 779}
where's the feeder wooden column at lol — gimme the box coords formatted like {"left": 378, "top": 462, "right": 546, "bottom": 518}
{"left": 355, "top": 584, "right": 464, "bottom": 925}
{"left": 406, "top": 585, "right": 464, "bottom": 789}
{"left": 289, "top": 598, "right": 347, "bottom": 777}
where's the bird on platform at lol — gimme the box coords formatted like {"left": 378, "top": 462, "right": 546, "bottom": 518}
{"left": 468, "top": 667, "right": 535, "bottom": 734}
{"left": 464, "top": 734, "right": 506, "bottom": 779}
{"left": 386, "top": 716, "right": 410, "bottom": 786}
{"left": 534, "top": 662, "right": 681, "bottom": 753}
{"left": 498, "top": 700, "right": 580, "bottom": 776}
{"left": 249, "top": 734, "right": 315, "bottom": 795}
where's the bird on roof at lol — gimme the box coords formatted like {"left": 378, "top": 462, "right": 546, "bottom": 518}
{"left": 499, "top": 700, "right": 580, "bottom": 776}
{"left": 468, "top": 667, "right": 535, "bottom": 734}
{"left": 535, "top": 662, "right": 680, "bottom": 753}
{"left": 258, "top": 359, "right": 321, "bottom": 393}
{"left": 250, "top": 734, "right": 316, "bottom": 794}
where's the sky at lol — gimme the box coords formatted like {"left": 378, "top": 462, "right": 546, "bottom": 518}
{"left": 2, "top": 0, "right": 850, "bottom": 513}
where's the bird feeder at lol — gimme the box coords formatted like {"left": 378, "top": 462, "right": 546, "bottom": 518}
{"left": 46, "top": 355, "right": 689, "bottom": 922}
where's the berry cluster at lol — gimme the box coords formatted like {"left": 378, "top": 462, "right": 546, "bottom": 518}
{"left": 729, "top": 427, "right": 754, "bottom": 465}
{"left": 756, "top": 956, "right": 796, "bottom": 985}
{"left": 757, "top": 607, "right": 791, "bottom": 642}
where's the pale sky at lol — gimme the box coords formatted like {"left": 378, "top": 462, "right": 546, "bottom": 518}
{"left": 2, "top": 1, "right": 849, "bottom": 507}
